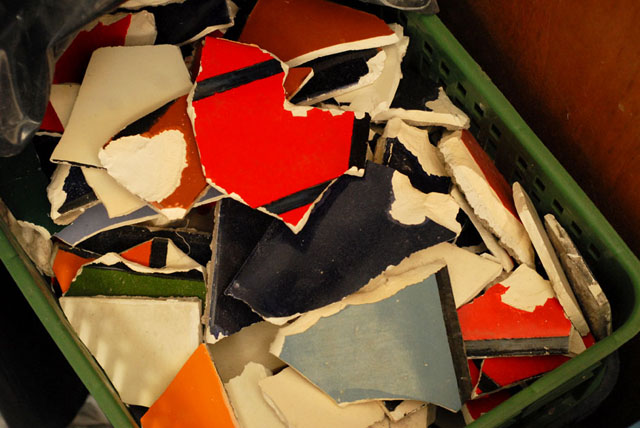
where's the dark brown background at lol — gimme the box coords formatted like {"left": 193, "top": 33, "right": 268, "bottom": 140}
{"left": 438, "top": 1, "right": 640, "bottom": 425}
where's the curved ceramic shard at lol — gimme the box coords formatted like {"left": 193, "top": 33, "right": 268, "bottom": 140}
{"left": 277, "top": 269, "right": 470, "bottom": 411}
{"left": 206, "top": 200, "right": 274, "bottom": 343}
{"left": 51, "top": 45, "right": 192, "bottom": 167}
{"left": 238, "top": 0, "right": 398, "bottom": 67}
{"left": 189, "top": 37, "right": 368, "bottom": 232}
{"left": 141, "top": 344, "right": 238, "bottom": 428}
{"left": 60, "top": 296, "right": 201, "bottom": 407}
{"left": 439, "top": 130, "right": 534, "bottom": 266}
{"left": 513, "top": 183, "right": 590, "bottom": 335}
{"left": 544, "top": 214, "right": 611, "bottom": 340}
{"left": 458, "top": 265, "right": 584, "bottom": 357}
{"left": 226, "top": 162, "right": 458, "bottom": 320}
{"left": 100, "top": 96, "right": 208, "bottom": 220}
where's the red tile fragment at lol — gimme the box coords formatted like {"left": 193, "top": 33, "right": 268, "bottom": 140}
{"left": 54, "top": 15, "right": 131, "bottom": 84}
{"left": 458, "top": 283, "right": 572, "bottom": 341}
{"left": 238, "top": 0, "right": 397, "bottom": 66}
{"left": 41, "top": 102, "right": 64, "bottom": 134}
{"left": 190, "top": 37, "right": 367, "bottom": 232}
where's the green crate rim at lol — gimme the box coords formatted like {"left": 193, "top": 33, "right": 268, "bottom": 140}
{"left": 0, "top": 12, "right": 639, "bottom": 428}
{"left": 0, "top": 221, "right": 138, "bottom": 428}
{"left": 406, "top": 13, "right": 640, "bottom": 427}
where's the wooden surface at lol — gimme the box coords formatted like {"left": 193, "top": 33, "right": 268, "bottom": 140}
{"left": 438, "top": 0, "right": 640, "bottom": 257}
{"left": 438, "top": 2, "right": 640, "bottom": 425}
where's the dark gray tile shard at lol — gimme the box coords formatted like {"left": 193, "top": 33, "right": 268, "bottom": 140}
{"left": 227, "top": 162, "right": 457, "bottom": 319}
{"left": 208, "top": 199, "right": 274, "bottom": 340}
{"left": 544, "top": 214, "right": 612, "bottom": 340}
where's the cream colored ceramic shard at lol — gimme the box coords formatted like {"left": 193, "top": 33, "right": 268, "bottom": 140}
{"left": 439, "top": 130, "right": 534, "bottom": 266}
{"left": 82, "top": 167, "right": 147, "bottom": 218}
{"left": 60, "top": 296, "right": 201, "bottom": 406}
{"left": 259, "top": 367, "right": 386, "bottom": 428}
{"left": 208, "top": 321, "right": 285, "bottom": 382}
{"left": 50, "top": 45, "right": 192, "bottom": 167}
{"left": 368, "top": 406, "right": 432, "bottom": 427}
{"left": 375, "top": 88, "right": 469, "bottom": 129}
{"left": 389, "top": 172, "right": 461, "bottom": 234}
{"left": 49, "top": 84, "right": 80, "bottom": 128}
{"left": 513, "top": 183, "right": 590, "bottom": 336}
{"left": 225, "top": 362, "right": 286, "bottom": 428}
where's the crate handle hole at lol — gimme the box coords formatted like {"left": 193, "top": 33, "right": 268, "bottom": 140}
{"left": 474, "top": 102, "right": 485, "bottom": 117}
{"left": 490, "top": 123, "right": 502, "bottom": 139}
{"left": 588, "top": 244, "right": 602, "bottom": 261}
{"left": 470, "top": 117, "right": 481, "bottom": 134}
{"left": 517, "top": 156, "right": 528, "bottom": 171}
{"left": 513, "top": 170, "right": 524, "bottom": 183}
{"left": 440, "top": 61, "right": 450, "bottom": 76}
{"left": 534, "top": 177, "right": 546, "bottom": 192}
{"left": 530, "top": 189, "right": 541, "bottom": 205}
{"left": 571, "top": 221, "right": 583, "bottom": 237}
{"left": 456, "top": 82, "right": 467, "bottom": 97}
{"left": 423, "top": 40, "right": 434, "bottom": 56}
{"left": 487, "top": 138, "right": 498, "bottom": 153}
{"left": 552, "top": 199, "right": 564, "bottom": 214}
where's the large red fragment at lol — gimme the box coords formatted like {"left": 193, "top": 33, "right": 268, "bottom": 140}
{"left": 190, "top": 37, "right": 367, "bottom": 232}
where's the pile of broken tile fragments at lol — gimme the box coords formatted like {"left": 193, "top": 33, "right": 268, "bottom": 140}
{"left": 0, "top": 0, "right": 613, "bottom": 426}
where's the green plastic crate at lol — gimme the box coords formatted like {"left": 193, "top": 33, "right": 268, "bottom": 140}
{"left": 401, "top": 12, "right": 640, "bottom": 427}
{"left": 0, "top": 12, "right": 639, "bottom": 428}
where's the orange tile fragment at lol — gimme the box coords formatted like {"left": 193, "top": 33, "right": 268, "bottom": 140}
{"left": 141, "top": 344, "right": 239, "bottom": 428}
{"left": 52, "top": 249, "right": 95, "bottom": 294}
{"left": 120, "top": 240, "right": 153, "bottom": 267}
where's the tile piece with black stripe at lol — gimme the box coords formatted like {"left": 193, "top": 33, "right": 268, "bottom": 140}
{"left": 190, "top": 37, "right": 369, "bottom": 233}
{"left": 226, "top": 162, "right": 457, "bottom": 319}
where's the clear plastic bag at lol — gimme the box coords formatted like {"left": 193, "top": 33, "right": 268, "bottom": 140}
{"left": 0, "top": 0, "right": 121, "bottom": 157}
